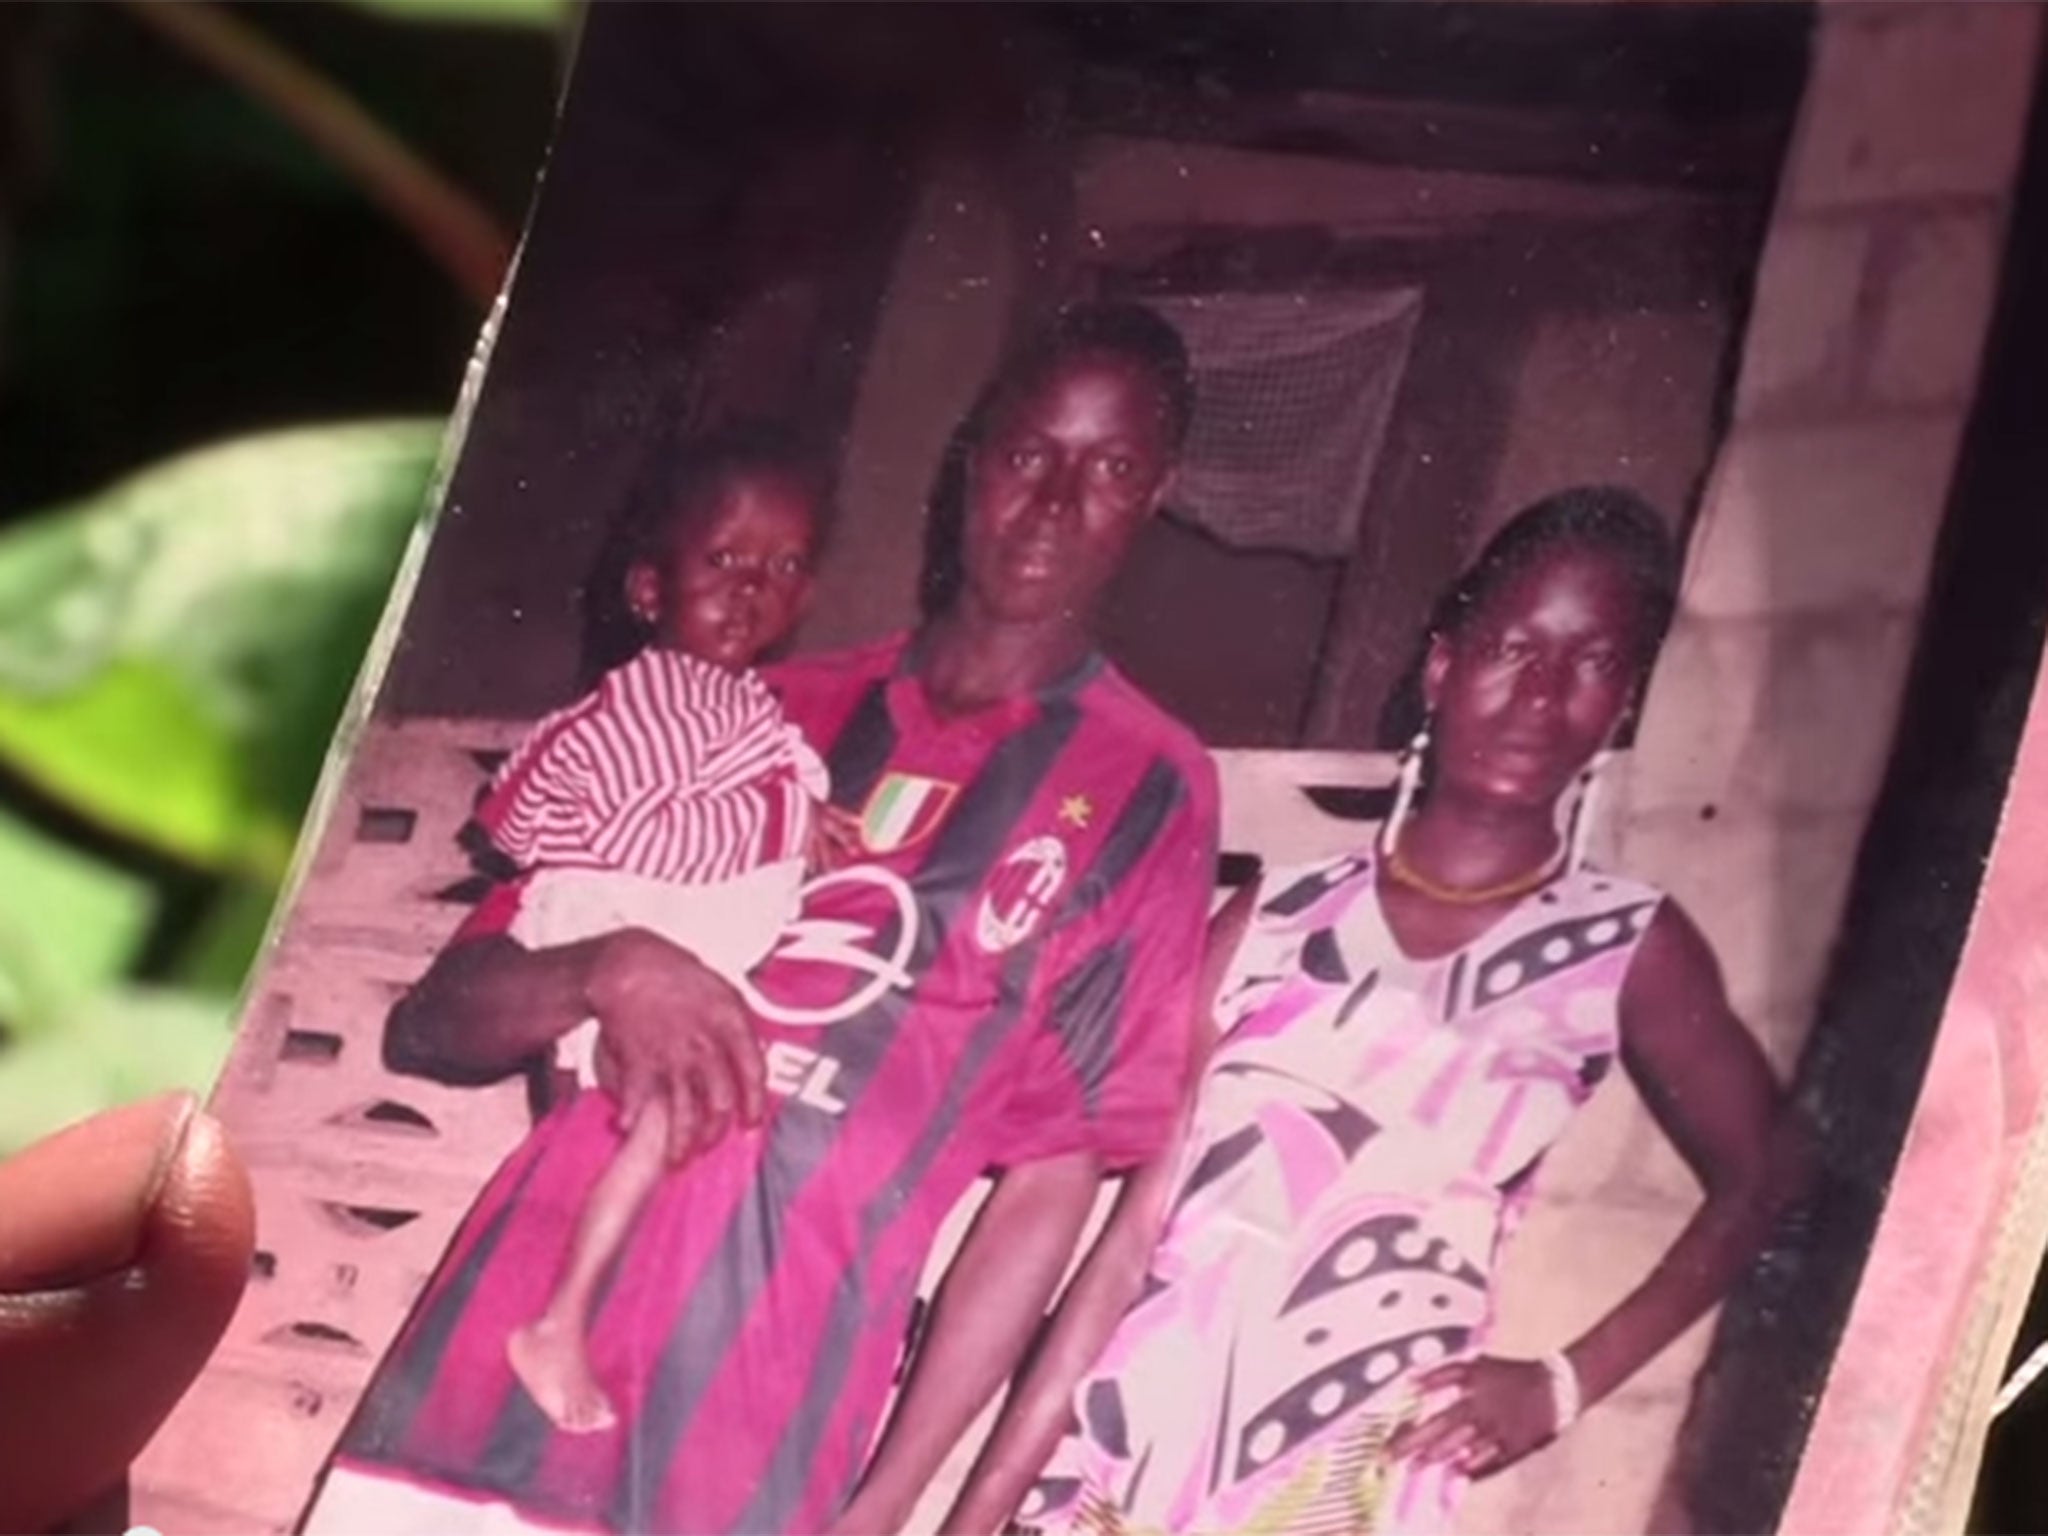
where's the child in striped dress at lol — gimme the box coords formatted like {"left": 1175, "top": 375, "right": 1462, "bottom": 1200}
{"left": 478, "top": 433, "right": 851, "bottom": 1434}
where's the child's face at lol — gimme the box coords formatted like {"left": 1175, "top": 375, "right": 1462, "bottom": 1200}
{"left": 626, "top": 471, "right": 818, "bottom": 670}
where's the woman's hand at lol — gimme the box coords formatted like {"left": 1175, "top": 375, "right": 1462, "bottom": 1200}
{"left": 1389, "top": 1356, "right": 1563, "bottom": 1478}
{"left": 583, "top": 927, "right": 767, "bottom": 1163}
{"left": 0, "top": 1092, "right": 255, "bottom": 1534}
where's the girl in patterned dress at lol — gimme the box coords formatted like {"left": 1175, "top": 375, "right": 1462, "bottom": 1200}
{"left": 948, "top": 487, "right": 1801, "bottom": 1536}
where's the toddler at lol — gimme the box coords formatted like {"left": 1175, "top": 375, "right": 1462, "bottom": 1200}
{"left": 478, "top": 431, "right": 845, "bottom": 1432}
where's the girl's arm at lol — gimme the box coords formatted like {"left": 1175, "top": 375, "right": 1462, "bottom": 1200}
{"left": 939, "top": 885, "right": 1258, "bottom": 1535}
{"left": 1560, "top": 900, "right": 1806, "bottom": 1407}
{"left": 1396, "top": 900, "right": 1807, "bottom": 1474}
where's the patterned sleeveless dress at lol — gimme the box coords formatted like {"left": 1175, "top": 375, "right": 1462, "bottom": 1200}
{"left": 1016, "top": 852, "right": 1665, "bottom": 1536}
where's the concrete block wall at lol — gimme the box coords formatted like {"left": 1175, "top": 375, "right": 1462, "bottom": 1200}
{"left": 1461, "top": 7, "right": 2041, "bottom": 1533}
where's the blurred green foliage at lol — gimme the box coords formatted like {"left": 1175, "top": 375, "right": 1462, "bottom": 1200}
{"left": 0, "top": 0, "right": 562, "bottom": 1152}
{"left": 0, "top": 422, "right": 443, "bottom": 877}
{"left": 0, "top": 422, "right": 440, "bottom": 1150}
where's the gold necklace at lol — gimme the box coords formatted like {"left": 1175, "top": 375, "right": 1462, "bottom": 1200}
{"left": 1384, "top": 838, "right": 1563, "bottom": 907}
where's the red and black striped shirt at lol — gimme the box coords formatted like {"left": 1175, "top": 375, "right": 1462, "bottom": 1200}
{"left": 333, "top": 635, "right": 1220, "bottom": 1534}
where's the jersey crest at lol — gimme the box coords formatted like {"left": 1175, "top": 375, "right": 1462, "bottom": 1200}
{"left": 977, "top": 834, "right": 1070, "bottom": 953}
{"left": 858, "top": 771, "right": 958, "bottom": 854}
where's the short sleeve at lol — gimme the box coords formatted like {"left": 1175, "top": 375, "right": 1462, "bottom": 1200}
{"left": 991, "top": 752, "right": 1221, "bottom": 1171}
{"left": 475, "top": 656, "right": 710, "bottom": 868}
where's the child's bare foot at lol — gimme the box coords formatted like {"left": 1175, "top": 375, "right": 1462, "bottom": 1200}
{"left": 508, "top": 1318, "right": 618, "bottom": 1432}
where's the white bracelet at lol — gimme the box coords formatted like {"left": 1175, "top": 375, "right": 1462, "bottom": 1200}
{"left": 1538, "top": 1349, "right": 1583, "bottom": 1435}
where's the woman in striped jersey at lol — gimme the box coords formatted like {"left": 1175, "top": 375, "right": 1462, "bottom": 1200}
{"left": 319, "top": 300, "right": 1220, "bottom": 1536}
{"left": 478, "top": 424, "right": 857, "bottom": 1435}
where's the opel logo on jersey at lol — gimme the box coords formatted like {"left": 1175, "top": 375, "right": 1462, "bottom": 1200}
{"left": 977, "top": 835, "right": 1070, "bottom": 953}
{"left": 736, "top": 863, "right": 920, "bottom": 1028}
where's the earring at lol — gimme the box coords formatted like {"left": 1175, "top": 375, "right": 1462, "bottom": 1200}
{"left": 1564, "top": 751, "right": 1609, "bottom": 873}
{"left": 1381, "top": 720, "right": 1431, "bottom": 858}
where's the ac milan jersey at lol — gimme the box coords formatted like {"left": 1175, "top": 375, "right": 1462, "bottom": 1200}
{"left": 329, "top": 635, "right": 1220, "bottom": 1535}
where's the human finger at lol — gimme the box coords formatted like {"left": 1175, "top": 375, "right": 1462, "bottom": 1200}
{"left": 611, "top": 1039, "right": 664, "bottom": 1136}
{"left": 1457, "top": 1431, "right": 1505, "bottom": 1478}
{"left": 1390, "top": 1397, "right": 1473, "bottom": 1464}
{"left": 1413, "top": 1360, "right": 1472, "bottom": 1395}
{"left": 592, "top": 1030, "right": 625, "bottom": 1102}
{"left": 686, "top": 1055, "right": 734, "bottom": 1156}
{"left": 824, "top": 814, "right": 864, "bottom": 862}
{"left": 1414, "top": 1419, "right": 1487, "bottom": 1469}
{"left": 0, "top": 1093, "right": 255, "bottom": 1534}
{"left": 706, "top": 1000, "right": 766, "bottom": 1127}
{"left": 663, "top": 1068, "right": 703, "bottom": 1166}
{"left": 1389, "top": 1403, "right": 1442, "bottom": 1459}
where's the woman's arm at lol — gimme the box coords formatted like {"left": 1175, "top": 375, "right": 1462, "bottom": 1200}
{"left": 1563, "top": 900, "right": 1806, "bottom": 1407}
{"left": 385, "top": 926, "right": 768, "bottom": 1160}
{"left": 936, "top": 1136, "right": 1181, "bottom": 1535}
{"left": 827, "top": 1151, "right": 1106, "bottom": 1536}
{"left": 384, "top": 931, "right": 606, "bottom": 1084}
{"left": 938, "top": 885, "right": 1259, "bottom": 1535}
{"left": 1397, "top": 900, "right": 1807, "bottom": 1475}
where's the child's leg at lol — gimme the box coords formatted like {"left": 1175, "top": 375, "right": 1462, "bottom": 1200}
{"left": 507, "top": 1099, "right": 672, "bottom": 1432}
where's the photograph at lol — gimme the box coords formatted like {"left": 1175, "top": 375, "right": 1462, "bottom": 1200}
{"left": 126, "top": 4, "right": 2048, "bottom": 1534}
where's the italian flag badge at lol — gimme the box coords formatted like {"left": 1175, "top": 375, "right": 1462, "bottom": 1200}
{"left": 859, "top": 772, "right": 959, "bottom": 854}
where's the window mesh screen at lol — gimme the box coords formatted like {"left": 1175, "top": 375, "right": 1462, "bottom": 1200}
{"left": 1151, "top": 290, "right": 1421, "bottom": 558}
